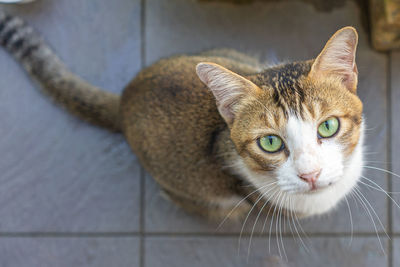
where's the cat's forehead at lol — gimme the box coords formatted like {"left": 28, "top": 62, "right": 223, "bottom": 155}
{"left": 248, "top": 60, "right": 360, "bottom": 121}
{"left": 233, "top": 61, "right": 363, "bottom": 143}
{"left": 256, "top": 61, "right": 312, "bottom": 87}
{"left": 252, "top": 61, "right": 313, "bottom": 117}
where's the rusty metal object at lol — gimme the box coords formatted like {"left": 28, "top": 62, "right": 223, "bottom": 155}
{"left": 370, "top": 0, "right": 400, "bottom": 51}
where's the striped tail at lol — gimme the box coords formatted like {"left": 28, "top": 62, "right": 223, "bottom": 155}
{"left": 0, "top": 11, "right": 121, "bottom": 132}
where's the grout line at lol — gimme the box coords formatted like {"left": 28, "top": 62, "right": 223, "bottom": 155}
{"left": 0, "top": 231, "right": 396, "bottom": 238}
{"left": 143, "top": 232, "right": 395, "bottom": 238}
{"left": 139, "top": 1, "right": 147, "bottom": 267}
{"left": 386, "top": 51, "right": 394, "bottom": 267}
{"left": 0, "top": 232, "right": 141, "bottom": 237}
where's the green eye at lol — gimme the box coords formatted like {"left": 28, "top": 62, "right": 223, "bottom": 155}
{"left": 318, "top": 117, "right": 340, "bottom": 138}
{"left": 258, "top": 135, "right": 284, "bottom": 153}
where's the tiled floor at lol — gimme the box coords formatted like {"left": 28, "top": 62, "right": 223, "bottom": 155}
{"left": 0, "top": 0, "right": 396, "bottom": 266}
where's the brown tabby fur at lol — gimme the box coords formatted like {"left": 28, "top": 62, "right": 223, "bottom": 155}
{"left": 0, "top": 11, "right": 362, "bottom": 220}
{"left": 121, "top": 54, "right": 262, "bottom": 218}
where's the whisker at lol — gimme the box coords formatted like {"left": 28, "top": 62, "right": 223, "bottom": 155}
{"left": 350, "top": 191, "right": 360, "bottom": 210}
{"left": 359, "top": 178, "right": 400, "bottom": 217}
{"left": 238, "top": 184, "right": 277, "bottom": 253}
{"left": 217, "top": 181, "right": 277, "bottom": 231}
{"left": 292, "top": 201, "right": 310, "bottom": 243}
{"left": 359, "top": 180, "right": 387, "bottom": 195}
{"left": 352, "top": 188, "right": 386, "bottom": 254}
{"left": 274, "top": 194, "right": 283, "bottom": 259}
{"left": 364, "top": 126, "right": 378, "bottom": 131}
{"left": 344, "top": 195, "right": 353, "bottom": 247}
{"left": 363, "top": 161, "right": 392, "bottom": 165}
{"left": 363, "top": 165, "right": 400, "bottom": 179}
{"left": 260, "top": 190, "right": 280, "bottom": 252}
{"left": 286, "top": 199, "right": 295, "bottom": 239}
{"left": 354, "top": 187, "right": 389, "bottom": 239}
{"left": 240, "top": 180, "right": 277, "bottom": 188}
{"left": 278, "top": 194, "right": 288, "bottom": 261}
{"left": 269, "top": 192, "right": 283, "bottom": 256}
{"left": 240, "top": 184, "right": 258, "bottom": 188}
{"left": 360, "top": 176, "right": 400, "bottom": 195}
{"left": 246, "top": 187, "right": 279, "bottom": 260}
{"left": 289, "top": 197, "right": 309, "bottom": 253}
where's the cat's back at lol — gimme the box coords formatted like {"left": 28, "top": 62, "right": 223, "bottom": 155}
{"left": 120, "top": 53, "right": 259, "bottom": 194}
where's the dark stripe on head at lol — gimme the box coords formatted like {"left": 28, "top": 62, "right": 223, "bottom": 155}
{"left": 255, "top": 62, "right": 311, "bottom": 118}
{"left": 272, "top": 85, "right": 287, "bottom": 114}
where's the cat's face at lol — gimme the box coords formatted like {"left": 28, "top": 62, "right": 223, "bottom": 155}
{"left": 197, "top": 27, "right": 363, "bottom": 217}
{"left": 229, "top": 62, "right": 363, "bottom": 216}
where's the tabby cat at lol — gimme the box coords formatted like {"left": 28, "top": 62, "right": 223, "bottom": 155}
{"left": 0, "top": 11, "right": 363, "bottom": 220}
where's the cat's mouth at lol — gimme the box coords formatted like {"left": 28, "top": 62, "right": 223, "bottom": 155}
{"left": 306, "top": 182, "right": 334, "bottom": 194}
{"left": 280, "top": 183, "right": 333, "bottom": 195}
{"left": 308, "top": 186, "right": 327, "bottom": 194}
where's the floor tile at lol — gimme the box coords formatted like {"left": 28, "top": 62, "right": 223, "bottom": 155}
{"left": 391, "top": 52, "right": 400, "bottom": 233}
{"left": 145, "top": 171, "right": 279, "bottom": 234}
{"left": 145, "top": 0, "right": 368, "bottom": 65}
{"left": 2, "top": 0, "right": 142, "bottom": 92}
{"left": 144, "top": 0, "right": 388, "bottom": 233}
{"left": 145, "top": 236, "right": 388, "bottom": 267}
{"left": 394, "top": 238, "right": 400, "bottom": 267}
{"left": 0, "top": 0, "right": 142, "bottom": 232}
{"left": 0, "top": 237, "right": 139, "bottom": 267}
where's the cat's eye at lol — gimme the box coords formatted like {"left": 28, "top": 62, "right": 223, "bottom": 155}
{"left": 258, "top": 135, "right": 284, "bottom": 153}
{"left": 318, "top": 117, "right": 340, "bottom": 138}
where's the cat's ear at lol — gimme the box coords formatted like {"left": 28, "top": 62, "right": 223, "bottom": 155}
{"left": 309, "top": 27, "right": 358, "bottom": 93}
{"left": 196, "top": 62, "right": 260, "bottom": 125}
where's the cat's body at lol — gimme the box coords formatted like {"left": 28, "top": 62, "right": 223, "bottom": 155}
{"left": 122, "top": 53, "right": 262, "bottom": 218}
{"left": 0, "top": 11, "right": 363, "bottom": 221}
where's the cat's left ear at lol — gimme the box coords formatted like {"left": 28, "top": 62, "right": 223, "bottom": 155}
{"left": 196, "top": 62, "right": 260, "bottom": 125}
{"left": 309, "top": 27, "right": 358, "bottom": 93}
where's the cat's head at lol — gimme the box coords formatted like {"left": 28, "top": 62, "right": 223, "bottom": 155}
{"left": 196, "top": 27, "right": 363, "bottom": 217}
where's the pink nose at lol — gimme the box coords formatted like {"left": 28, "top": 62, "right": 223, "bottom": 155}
{"left": 298, "top": 169, "right": 321, "bottom": 183}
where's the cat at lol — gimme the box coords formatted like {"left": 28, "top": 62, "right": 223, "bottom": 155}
{"left": 0, "top": 10, "right": 363, "bottom": 221}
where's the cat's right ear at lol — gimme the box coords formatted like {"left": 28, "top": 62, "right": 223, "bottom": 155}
{"left": 196, "top": 62, "right": 260, "bottom": 125}
{"left": 309, "top": 27, "right": 358, "bottom": 93}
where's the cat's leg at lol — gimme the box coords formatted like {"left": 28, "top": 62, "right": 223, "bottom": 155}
{"left": 161, "top": 187, "right": 253, "bottom": 221}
